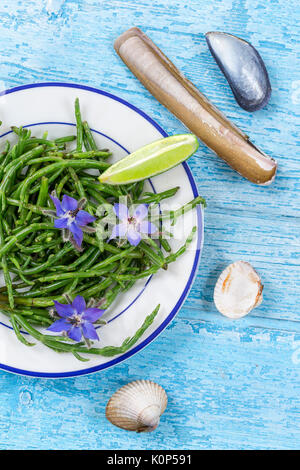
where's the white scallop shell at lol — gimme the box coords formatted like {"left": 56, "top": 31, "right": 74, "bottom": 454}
{"left": 105, "top": 380, "right": 168, "bottom": 432}
{"left": 214, "top": 261, "right": 263, "bottom": 319}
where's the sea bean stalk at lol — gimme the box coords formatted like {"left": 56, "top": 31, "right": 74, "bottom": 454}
{"left": 0, "top": 98, "right": 205, "bottom": 360}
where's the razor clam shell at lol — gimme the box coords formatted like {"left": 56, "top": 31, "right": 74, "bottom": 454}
{"left": 214, "top": 261, "right": 263, "bottom": 319}
{"left": 105, "top": 380, "right": 168, "bottom": 432}
{"left": 205, "top": 32, "right": 272, "bottom": 112}
{"left": 114, "top": 27, "right": 277, "bottom": 185}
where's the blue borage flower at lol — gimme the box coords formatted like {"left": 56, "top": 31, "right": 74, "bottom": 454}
{"left": 45, "top": 193, "right": 96, "bottom": 249}
{"left": 47, "top": 295, "right": 104, "bottom": 342}
{"left": 109, "top": 203, "right": 157, "bottom": 246}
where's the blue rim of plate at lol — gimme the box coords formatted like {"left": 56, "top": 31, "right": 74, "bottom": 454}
{"left": 0, "top": 82, "right": 204, "bottom": 378}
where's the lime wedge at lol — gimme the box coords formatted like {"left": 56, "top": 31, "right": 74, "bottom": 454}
{"left": 99, "top": 134, "right": 198, "bottom": 185}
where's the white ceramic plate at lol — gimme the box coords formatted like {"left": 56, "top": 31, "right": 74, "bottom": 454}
{"left": 0, "top": 83, "right": 203, "bottom": 377}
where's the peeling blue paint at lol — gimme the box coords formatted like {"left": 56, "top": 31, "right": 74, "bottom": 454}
{"left": 0, "top": 0, "right": 299, "bottom": 450}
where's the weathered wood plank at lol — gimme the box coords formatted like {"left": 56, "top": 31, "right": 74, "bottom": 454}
{"left": 0, "top": 0, "right": 298, "bottom": 451}
{"left": 185, "top": 208, "right": 300, "bottom": 324}
{"left": 0, "top": 316, "right": 299, "bottom": 450}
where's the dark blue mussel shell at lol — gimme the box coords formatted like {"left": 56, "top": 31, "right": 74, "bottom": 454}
{"left": 205, "top": 32, "right": 271, "bottom": 112}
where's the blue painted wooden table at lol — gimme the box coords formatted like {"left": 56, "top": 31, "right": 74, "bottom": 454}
{"left": 0, "top": 0, "right": 299, "bottom": 450}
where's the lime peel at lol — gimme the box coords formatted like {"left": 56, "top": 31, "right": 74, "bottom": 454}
{"left": 99, "top": 134, "right": 198, "bottom": 185}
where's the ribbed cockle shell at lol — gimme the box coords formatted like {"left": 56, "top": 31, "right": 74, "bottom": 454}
{"left": 105, "top": 380, "right": 168, "bottom": 432}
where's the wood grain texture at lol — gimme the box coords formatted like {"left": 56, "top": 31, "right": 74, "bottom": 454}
{"left": 0, "top": 0, "right": 299, "bottom": 450}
